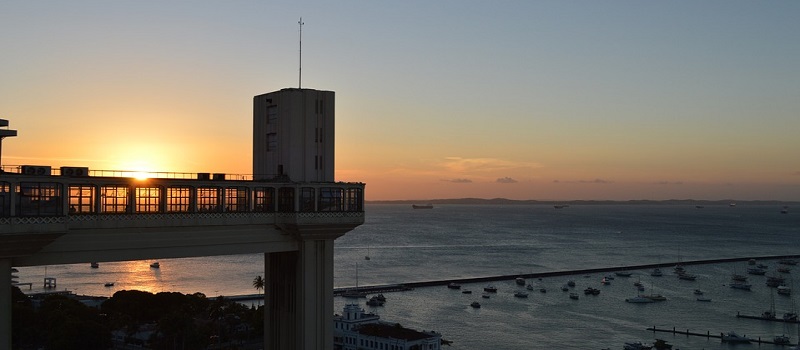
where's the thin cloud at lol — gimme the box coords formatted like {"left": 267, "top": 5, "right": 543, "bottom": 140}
{"left": 443, "top": 178, "right": 473, "bottom": 183}
{"left": 440, "top": 157, "right": 541, "bottom": 173}
{"left": 496, "top": 177, "right": 518, "bottom": 184}
{"left": 655, "top": 181, "right": 683, "bottom": 185}
{"left": 553, "top": 178, "right": 613, "bottom": 184}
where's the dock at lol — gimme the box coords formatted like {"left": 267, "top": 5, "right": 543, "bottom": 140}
{"left": 737, "top": 311, "right": 800, "bottom": 323}
{"left": 646, "top": 326, "right": 796, "bottom": 346}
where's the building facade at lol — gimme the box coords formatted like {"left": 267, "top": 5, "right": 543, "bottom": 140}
{"left": 334, "top": 304, "right": 442, "bottom": 350}
{"left": 253, "top": 88, "right": 335, "bottom": 182}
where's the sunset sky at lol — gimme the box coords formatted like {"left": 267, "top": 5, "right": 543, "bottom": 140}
{"left": 1, "top": 1, "right": 799, "bottom": 201}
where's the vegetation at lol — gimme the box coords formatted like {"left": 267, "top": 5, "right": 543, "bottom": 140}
{"left": 11, "top": 287, "right": 264, "bottom": 350}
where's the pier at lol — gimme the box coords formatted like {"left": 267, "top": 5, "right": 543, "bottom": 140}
{"left": 647, "top": 326, "right": 796, "bottom": 346}
{"left": 334, "top": 254, "right": 800, "bottom": 292}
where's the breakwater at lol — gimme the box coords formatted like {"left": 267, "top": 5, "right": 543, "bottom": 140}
{"left": 333, "top": 254, "right": 800, "bottom": 295}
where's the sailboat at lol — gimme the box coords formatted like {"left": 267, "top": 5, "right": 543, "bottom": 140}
{"left": 342, "top": 263, "right": 367, "bottom": 298}
{"left": 784, "top": 278, "right": 798, "bottom": 321}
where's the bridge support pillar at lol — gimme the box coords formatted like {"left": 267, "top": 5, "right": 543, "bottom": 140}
{"left": 264, "top": 238, "right": 335, "bottom": 350}
{"left": 1, "top": 258, "right": 11, "bottom": 350}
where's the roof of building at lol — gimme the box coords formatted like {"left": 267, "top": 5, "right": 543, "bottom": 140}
{"left": 354, "top": 322, "right": 437, "bottom": 341}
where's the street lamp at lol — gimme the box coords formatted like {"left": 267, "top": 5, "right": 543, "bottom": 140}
{"left": 0, "top": 119, "right": 17, "bottom": 171}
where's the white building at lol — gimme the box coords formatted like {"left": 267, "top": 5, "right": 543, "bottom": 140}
{"left": 333, "top": 304, "right": 442, "bottom": 350}
{"left": 253, "top": 88, "right": 335, "bottom": 182}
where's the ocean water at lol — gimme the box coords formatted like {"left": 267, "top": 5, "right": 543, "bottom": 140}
{"left": 15, "top": 204, "right": 800, "bottom": 349}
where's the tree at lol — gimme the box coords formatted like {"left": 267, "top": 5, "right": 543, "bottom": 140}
{"left": 252, "top": 275, "right": 264, "bottom": 295}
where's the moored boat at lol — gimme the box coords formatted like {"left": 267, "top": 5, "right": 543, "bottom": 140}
{"left": 730, "top": 282, "right": 752, "bottom": 290}
{"left": 470, "top": 301, "right": 481, "bottom": 308}
{"left": 484, "top": 285, "right": 497, "bottom": 293}
{"left": 721, "top": 331, "right": 752, "bottom": 343}
{"left": 447, "top": 282, "right": 461, "bottom": 289}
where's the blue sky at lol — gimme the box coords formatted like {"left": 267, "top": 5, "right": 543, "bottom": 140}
{"left": 2, "top": 1, "right": 799, "bottom": 200}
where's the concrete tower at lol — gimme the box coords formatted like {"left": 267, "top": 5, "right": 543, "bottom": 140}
{"left": 253, "top": 88, "right": 335, "bottom": 182}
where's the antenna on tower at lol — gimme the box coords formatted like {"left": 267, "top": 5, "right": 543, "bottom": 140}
{"left": 298, "top": 17, "right": 304, "bottom": 89}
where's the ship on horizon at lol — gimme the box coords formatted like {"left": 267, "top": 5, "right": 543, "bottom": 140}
{"left": 412, "top": 204, "right": 434, "bottom": 209}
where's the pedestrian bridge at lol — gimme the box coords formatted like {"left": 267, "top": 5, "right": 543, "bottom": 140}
{"left": 0, "top": 166, "right": 365, "bottom": 350}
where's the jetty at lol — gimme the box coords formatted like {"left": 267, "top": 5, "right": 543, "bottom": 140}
{"left": 647, "top": 326, "right": 796, "bottom": 346}
{"left": 332, "top": 254, "right": 800, "bottom": 292}
{"left": 736, "top": 311, "right": 800, "bottom": 323}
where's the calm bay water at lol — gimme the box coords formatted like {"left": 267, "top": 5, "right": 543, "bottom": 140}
{"left": 15, "top": 204, "right": 800, "bottom": 349}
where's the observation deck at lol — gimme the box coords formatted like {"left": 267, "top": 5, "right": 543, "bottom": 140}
{"left": 0, "top": 165, "right": 365, "bottom": 266}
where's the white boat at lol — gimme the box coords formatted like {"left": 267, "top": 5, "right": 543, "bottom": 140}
{"left": 642, "top": 294, "right": 666, "bottom": 301}
{"left": 447, "top": 282, "right": 461, "bottom": 289}
{"left": 623, "top": 341, "right": 653, "bottom": 350}
{"left": 515, "top": 277, "right": 526, "bottom": 286}
{"left": 778, "top": 286, "right": 792, "bottom": 295}
{"left": 625, "top": 296, "right": 655, "bottom": 303}
{"left": 721, "top": 331, "right": 751, "bottom": 343}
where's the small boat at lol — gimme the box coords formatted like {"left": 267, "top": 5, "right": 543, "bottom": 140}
{"left": 561, "top": 285, "right": 569, "bottom": 291}
{"left": 623, "top": 341, "right": 653, "bottom": 350}
{"left": 779, "top": 259, "right": 798, "bottom": 265}
{"left": 783, "top": 312, "right": 798, "bottom": 321}
{"left": 366, "top": 296, "right": 384, "bottom": 306}
{"left": 748, "top": 259, "right": 757, "bottom": 265}
{"left": 583, "top": 287, "right": 601, "bottom": 295}
{"left": 567, "top": 280, "right": 576, "bottom": 287}
{"left": 411, "top": 204, "right": 433, "bottom": 209}
{"left": 569, "top": 292, "right": 579, "bottom": 300}
{"left": 626, "top": 296, "right": 655, "bottom": 303}
{"left": 481, "top": 294, "right": 490, "bottom": 299}
{"left": 373, "top": 294, "right": 386, "bottom": 302}
{"left": 778, "top": 266, "right": 791, "bottom": 273}
{"left": 696, "top": 297, "right": 712, "bottom": 302}
{"left": 150, "top": 262, "right": 160, "bottom": 268}
{"left": 104, "top": 282, "right": 114, "bottom": 287}
{"left": 650, "top": 268, "right": 663, "bottom": 277}
{"left": 484, "top": 285, "right": 497, "bottom": 293}
{"left": 90, "top": 262, "right": 99, "bottom": 268}
{"left": 781, "top": 208, "right": 789, "bottom": 214}
{"left": 652, "top": 338, "right": 673, "bottom": 350}
{"left": 470, "top": 301, "right": 481, "bottom": 308}
{"left": 553, "top": 205, "right": 568, "bottom": 209}
{"left": 694, "top": 289, "right": 703, "bottom": 295}
{"left": 515, "top": 277, "right": 526, "bottom": 286}
{"left": 600, "top": 277, "right": 611, "bottom": 285}
{"left": 461, "top": 290, "right": 472, "bottom": 294}
{"left": 447, "top": 282, "right": 461, "bottom": 289}
{"left": 730, "top": 282, "right": 752, "bottom": 290}
{"left": 721, "top": 331, "right": 752, "bottom": 343}
{"left": 778, "top": 286, "right": 791, "bottom": 295}
{"left": 615, "top": 271, "right": 632, "bottom": 277}
{"left": 539, "top": 288, "right": 547, "bottom": 293}
{"left": 526, "top": 284, "right": 534, "bottom": 291}
{"left": 731, "top": 273, "right": 748, "bottom": 282}
{"left": 642, "top": 294, "right": 666, "bottom": 301}
{"left": 673, "top": 265, "right": 685, "bottom": 274}
{"left": 514, "top": 291, "right": 528, "bottom": 298}
{"left": 774, "top": 335, "right": 791, "bottom": 345}
{"left": 747, "top": 267, "right": 767, "bottom": 275}
{"left": 695, "top": 205, "right": 704, "bottom": 209}
{"left": 677, "top": 273, "right": 696, "bottom": 281}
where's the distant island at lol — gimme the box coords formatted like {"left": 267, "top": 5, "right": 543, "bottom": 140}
{"left": 367, "top": 198, "right": 798, "bottom": 206}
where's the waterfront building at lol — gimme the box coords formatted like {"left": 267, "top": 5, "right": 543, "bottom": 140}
{"left": 334, "top": 304, "right": 442, "bottom": 350}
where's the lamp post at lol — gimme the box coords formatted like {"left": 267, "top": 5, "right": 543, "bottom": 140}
{"left": 0, "top": 119, "right": 17, "bottom": 171}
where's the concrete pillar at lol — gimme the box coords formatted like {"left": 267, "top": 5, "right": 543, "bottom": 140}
{"left": 1, "top": 258, "right": 11, "bottom": 350}
{"left": 264, "top": 238, "right": 335, "bottom": 350}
